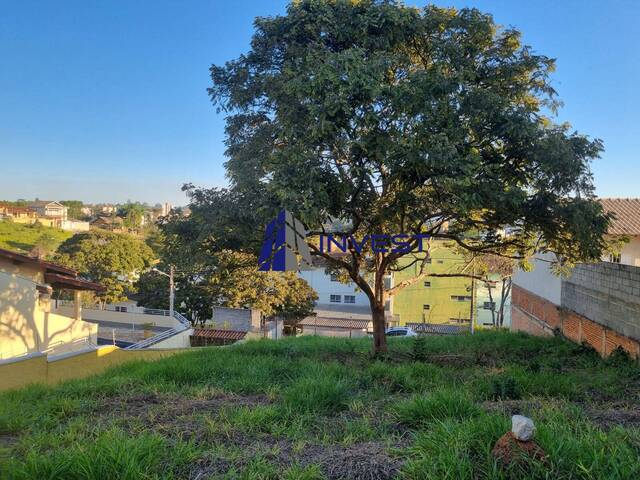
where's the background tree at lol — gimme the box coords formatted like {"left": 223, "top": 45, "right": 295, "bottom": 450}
{"left": 60, "top": 200, "right": 85, "bottom": 220}
{"left": 474, "top": 253, "right": 515, "bottom": 328}
{"left": 118, "top": 202, "right": 146, "bottom": 230}
{"left": 55, "top": 230, "right": 154, "bottom": 305}
{"left": 209, "top": 1, "right": 610, "bottom": 353}
{"left": 135, "top": 193, "right": 317, "bottom": 326}
{"left": 29, "top": 233, "right": 59, "bottom": 259}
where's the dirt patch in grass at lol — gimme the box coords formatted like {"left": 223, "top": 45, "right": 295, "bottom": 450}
{"left": 99, "top": 391, "right": 270, "bottom": 417}
{"left": 586, "top": 406, "right": 640, "bottom": 430}
{"left": 314, "top": 441, "right": 402, "bottom": 480}
{"left": 0, "top": 433, "right": 19, "bottom": 460}
{"left": 187, "top": 439, "right": 403, "bottom": 479}
{"left": 95, "top": 391, "right": 271, "bottom": 441}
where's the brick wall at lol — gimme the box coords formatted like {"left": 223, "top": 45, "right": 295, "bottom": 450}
{"left": 512, "top": 284, "right": 640, "bottom": 358}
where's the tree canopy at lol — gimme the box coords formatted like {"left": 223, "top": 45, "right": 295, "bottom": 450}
{"left": 208, "top": 1, "right": 610, "bottom": 351}
{"left": 55, "top": 230, "right": 155, "bottom": 304}
{"left": 134, "top": 192, "right": 317, "bottom": 325}
{"left": 118, "top": 202, "right": 146, "bottom": 230}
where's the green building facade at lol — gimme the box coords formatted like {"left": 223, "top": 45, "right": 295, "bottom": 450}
{"left": 391, "top": 240, "right": 472, "bottom": 325}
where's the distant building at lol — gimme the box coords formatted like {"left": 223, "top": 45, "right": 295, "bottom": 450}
{"left": 391, "top": 241, "right": 472, "bottom": 326}
{"left": 475, "top": 274, "right": 511, "bottom": 328}
{"left": 99, "top": 205, "right": 117, "bottom": 214}
{"left": 60, "top": 220, "right": 90, "bottom": 232}
{"left": 161, "top": 202, "right": 172, "bottom": 217}
{"left": 27, "top": 201, "right": 68, "bottom": 221}
{"left": 600, "top": 198, "right": 640, "bottom": 266}
{"left": 0, "top": 204, "right": 37, "bottom": 224}
{"left": 298, "top": 259, "right": 370, "bottom": 310}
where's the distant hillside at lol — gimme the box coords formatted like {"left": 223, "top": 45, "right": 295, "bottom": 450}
{"left": 0, "top": 221, "right": 72, "bottom": 255}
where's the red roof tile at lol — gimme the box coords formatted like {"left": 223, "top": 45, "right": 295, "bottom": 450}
{"left": 299, "top": 317, "right": 370, "bottom": 330}
{"left": 600, "top": 198, "right": 640, "bottom": 235}
{"left": 191, "top": 329, "right": 247, "bottom": 341}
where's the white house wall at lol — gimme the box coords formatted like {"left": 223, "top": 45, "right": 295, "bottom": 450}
{"left": 299, "top": 268, "right": 369, "bottom": 307}
{"left": 512, "top": 252, "right": 562, "bottom": 306}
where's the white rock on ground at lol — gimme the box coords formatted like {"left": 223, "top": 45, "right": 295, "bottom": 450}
{"left": 511, "top": 415, "right": 536, "bottom": 441}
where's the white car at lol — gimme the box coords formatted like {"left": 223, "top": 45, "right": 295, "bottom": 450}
{"left": 385, "top": 326, "right": 418, "bottom": 337}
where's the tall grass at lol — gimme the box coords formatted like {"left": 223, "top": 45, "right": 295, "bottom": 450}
{"left": 1, "top": 332, "right": 639, "bottom": 479}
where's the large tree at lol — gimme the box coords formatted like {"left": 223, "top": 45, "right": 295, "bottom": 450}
{"left": 209, "top": 1, "right": 610, "bottom": 352}
{"left": 55, "top": 230, "right": 155, "bottom": 305}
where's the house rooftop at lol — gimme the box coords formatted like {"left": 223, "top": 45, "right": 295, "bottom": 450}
{"left": 27, "top": 200, "right": 63, "bottom": 207}
{"left": 599, "top": 198, "right": 640, "bottom": 235}
{"left": 0, "top": 248, "right": 104, "bottom": 292}
{"left": 191, "top": 329, "right": 247, "bottom": 341}
{"left": 299, "top": 317, "right": 371, "bottom": 330}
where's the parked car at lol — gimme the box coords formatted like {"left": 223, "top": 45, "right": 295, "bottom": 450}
{"left": 385, "top": 326, "right": 418, "bottom": 337}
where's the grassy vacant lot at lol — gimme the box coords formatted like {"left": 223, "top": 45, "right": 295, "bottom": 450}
{"left": 0, "top": 221, "right": 72, "bottom": 253}
{"left": 1, "top": 332, "right": 639, "bottom": 479}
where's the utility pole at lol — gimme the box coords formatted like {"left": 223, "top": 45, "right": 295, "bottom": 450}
{"left": 469, "top": 268, "right": 476, "bottom": 335}
{"left": 152, "top": 266, "right": 175, "bottom": 318}
{"left": 169, "top": 265, "right": 175, "bottom": 318}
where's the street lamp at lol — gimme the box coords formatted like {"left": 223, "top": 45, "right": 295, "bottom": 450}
{"left": 152, "top": 266, "right": 174, "bottom": 318}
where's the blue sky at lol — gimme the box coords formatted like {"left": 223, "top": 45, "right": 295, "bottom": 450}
{"left": 1, "top": 0, "right": 638, "bottom": 206}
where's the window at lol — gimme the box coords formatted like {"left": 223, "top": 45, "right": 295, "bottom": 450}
{"left": 451, "top": 295, "right": 472, "bottom": 302}
{"left": 330, "top": 295, "right": 341, "bottom": 303}
{"left": 483, "top": 301, "right": 496, "bottom": 310}
{"left": 425, "top": 258, "right": 432, "bottom": 263}
{"left": 423, "top": 304, "right": 430, "bottom": 310}
{"left": 387, "top": 329, "right": 408, "bottom": 336}
{"left": 436, "top": 259, "right": 444, "bottom": 264}
{"left": 609, "top": 253, "right": 621, "bottom": 264}
{"left": 115, "top": 306, "right": 128, "bottom": 312}
{"left": 423, "top": 281, "right": 431, "bottom": 287}
{"left": 344, "top": 295, "right": 356, "bottom": 304}
{"left": 330, "top": 273, "right": 340, "bottom": 281}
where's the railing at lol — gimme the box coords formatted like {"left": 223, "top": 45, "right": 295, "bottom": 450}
{"left": 1, "top": 336, "right": 96, "bottom": 360}
{"left": 124, "top": 310, "right": 191, "bottom": 350}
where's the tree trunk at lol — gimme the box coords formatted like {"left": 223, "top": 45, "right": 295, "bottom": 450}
{"left": 371, "top": 303, "right": 387, "bottom": 354}
{"left": 486, "top": 281, "right": 496, "bottom": 327}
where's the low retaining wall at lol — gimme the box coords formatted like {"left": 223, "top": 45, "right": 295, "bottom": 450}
{"left": 512, "top": 284, "right": 640, "bottom": 358}
{"left": 0, "top": 345, "right": 189, "bottom": 392}
{"left": 55, "top": 306, "right": 181, "bottom": 329}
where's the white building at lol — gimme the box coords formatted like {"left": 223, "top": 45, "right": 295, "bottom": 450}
{"left": 60, "top": 220, "right": 90, "bottom": 232}
{"left": 475, "top": 274, "right": 512, "bottom": 328}
{"left": 298, "top": 266, "right": 370, "bottom": 310}
{"left": 27, "top": 201, "right": 67, "bottom": 221}
{"left": 600, "top": 198, "right": 640, "bottom": 266}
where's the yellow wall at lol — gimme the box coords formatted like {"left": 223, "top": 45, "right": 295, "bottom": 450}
{"left": 392, "top": 241, "right": 472, "bottom": 325}
{"left": 1, "top": 270, "right": 98, "bottom": 359}
{"left": 0, "top": 346, "right": 187, "bottom": 392}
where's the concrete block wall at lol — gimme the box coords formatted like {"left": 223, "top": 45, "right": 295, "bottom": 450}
{"left": 562, "top": 263, "right": 640, "bottom": 342}
{"left": 210, "top": 307, "right": 261, "bottom": 332}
